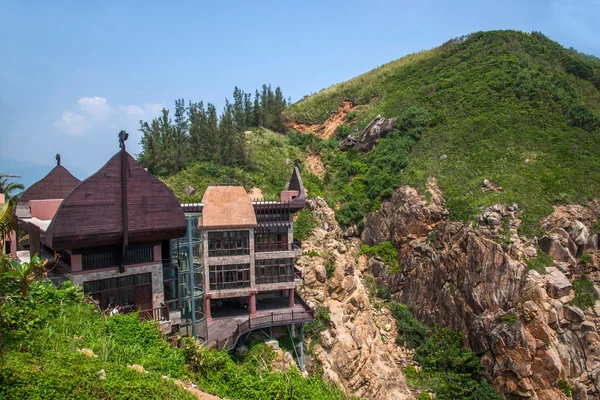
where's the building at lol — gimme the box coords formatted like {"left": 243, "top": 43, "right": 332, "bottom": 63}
{"left": 16, "top": 133, "right": 187, "bottom": 331}
{"left": 14, "top": 132, "right": 313, "bottom": 355}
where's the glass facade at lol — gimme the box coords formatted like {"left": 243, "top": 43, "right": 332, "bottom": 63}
{"left": 172, "top": 213, "right": 207, "bottom": 340}
{"left": 255, "top": 258, "right": 294, "bottom": 284}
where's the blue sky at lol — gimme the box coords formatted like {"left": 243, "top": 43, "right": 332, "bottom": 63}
{"left": 1, "top": 0, "right": 600, "bottom": 183}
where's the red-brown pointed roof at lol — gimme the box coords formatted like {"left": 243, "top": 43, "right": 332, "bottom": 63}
{"left": 47, "top": 151, "right": 186, "bottom": 249}
{"left": 16, "top": 165, "right": 81, "bottom": 218}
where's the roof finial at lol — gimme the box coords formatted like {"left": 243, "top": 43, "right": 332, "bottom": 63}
{"left": 118, "top": 130, "right": 129, "bottom": 150}
{"left": 294, "top": 158, "right": 302, "bottom": 168}
{"left": 56, "top": 153, "right": 61, "bottom": 166}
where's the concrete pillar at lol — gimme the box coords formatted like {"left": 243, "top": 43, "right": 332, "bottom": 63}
{"left": 249, "top": 291, "right": 257, "bottom": 318}
{"left": 288, "top": 288, "right": 295, "bottom": 308}
{"left": 205, "top": 295, "right": 212, "bottom": 322}
{"left": 71, "top": 254, "right": 82, "bottom": 272}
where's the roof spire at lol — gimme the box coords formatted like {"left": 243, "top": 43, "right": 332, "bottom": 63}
{"left": 118, "top": 130, "right": 129, "bottom": 151}
{"left": 56, "top": 153, "right": 61, "bottom": 166}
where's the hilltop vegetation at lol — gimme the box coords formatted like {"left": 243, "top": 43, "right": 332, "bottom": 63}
{"left": 285, "top": 30, "right": 600, "bottom": 235}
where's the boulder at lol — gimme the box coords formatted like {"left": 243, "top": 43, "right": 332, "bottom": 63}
{"left": 354, "top": 116, "right": 398, "bottom": 152}
{"left": 539, "top": 235, "right": 576, "bottom": 265}
{"left": 546, "top": 268, "right": 572, "bottom": 298}
{"left": 183, "top": 186, "right": 196, "bottom": 196}
{"left": 564, "top": 305, "right": 585, "bottom": 322}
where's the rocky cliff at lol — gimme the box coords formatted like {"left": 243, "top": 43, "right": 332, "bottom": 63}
{"left": 296, "top": 198, "right": 414, "bottom": 400}
{"left": 361, "top": 177, "right": 600, "bottom": 400}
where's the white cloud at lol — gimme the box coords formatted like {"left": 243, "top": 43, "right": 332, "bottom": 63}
{"left": 53, "top": 110, "right": 87, "bottom": 135}
{"left": 54, "top": 97, "right": 163, "bottom": 136}
{"left": 76, "top": 96, "right": 112, "bottom": 120}
{"left": 120, "top": 103, "right": 164, "bottom": 122}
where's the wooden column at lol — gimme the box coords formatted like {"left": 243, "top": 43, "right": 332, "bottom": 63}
{"left": 288, "top": 288, "right": 295, "bottom": 308}
{"left": 249, "top": 291, "right": 257, "bottom": 318}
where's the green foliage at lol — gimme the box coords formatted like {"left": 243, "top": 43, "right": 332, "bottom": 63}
{"left": 579, "top": 252, "right": 592, "bottom": 266}
{"left": 391, "top": 304, "right": 501, "bottom": 399}
{"left": 325, "top": 261, "right": 335, "bottom": 279}
{"left": 360, "top": 241, "right": 400, "bottom": 273}
{"left": 390, "top": 303, "right": 431, "bottom": 349}
{"left": 139, "top": 85, "right": 289, "bottom": 176}
{"left": 571, "top": 276, "right": 599, "bottom": 310}
{"left": 164, "top": 128, "right": 302, "bottom": 202}
{"left": 375, "top": 287, "right": 392, "bottom": 301}
{"left": 294, "top": 209, "right": 319, "bottom": 242}
{"left": 304, "top": 306, "right": 331, "bottom": 340}
{"left": 525, "top": 248, "right": 554, "bottom": 273}
{"left": 0, "top": 281, "right": 348, "bottom": 400}
{"left": 500, "top": 313, "right": 517, "bottom": 325}
{"left": 285, "top": 30, "right": 600, "bottom": 234}
{"left": 558, "top": 379, "right": 574, "bottom": 397}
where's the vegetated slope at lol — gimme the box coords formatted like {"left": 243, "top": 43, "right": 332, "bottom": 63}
{"left": 163, "top": 128, "right": 304, "bottom": 202}
{"left": 0, "top": 280, "right": 349, "bottom": 400}
{"left": 284, "top": 30, "right": 600, "bottom": 235}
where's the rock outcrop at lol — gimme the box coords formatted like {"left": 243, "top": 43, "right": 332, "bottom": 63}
{"left": 339, "top": 115, "right": 397, "bottom": 152}
{"left": 362, "top": 179, "right": 600, "bottom": 400}
{"left": 297, "top": 197, "right": 414, "bottom": 400}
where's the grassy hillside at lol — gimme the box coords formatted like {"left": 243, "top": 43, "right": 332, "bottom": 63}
{"left": 163, "top": 128, "right": 304, "bottom": 202}
{"left": 0, "top": 280, "right": 349, "bottom": 400}
{"left": 284, "top": 30, "right": 600, "bottom": 235}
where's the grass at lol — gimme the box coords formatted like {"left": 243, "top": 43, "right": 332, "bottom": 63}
{"left": 0, "top": 280, "right": 349, "bottom": 400}
{"left": 283, "top": 30, "right": 600, "bottom": 235}
{"left": 525, "top": 248, "right": 555, "bottom": 273}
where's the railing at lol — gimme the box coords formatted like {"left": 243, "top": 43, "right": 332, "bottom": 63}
{"left": 292, "top": 240, "right": 302, "bottom": 252}
{"left": 293, "top": 268, "right": 302, "bottom": 279}
{"left": 213, "top": 298, "right": 314, "bottom": 351}
{"left": 119, "top": 304, "right": 170, "bottom": 322}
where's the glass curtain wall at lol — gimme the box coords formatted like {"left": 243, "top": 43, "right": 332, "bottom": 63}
{"left": 174, "top": 213, "right": 207, "bottom": 341}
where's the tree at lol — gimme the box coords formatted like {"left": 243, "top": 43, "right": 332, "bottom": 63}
{"left": 0, "top": 179, "right": 24, "bottom": 203}
{"left": 0, "top": 202, "right": 15, "bottom": 244}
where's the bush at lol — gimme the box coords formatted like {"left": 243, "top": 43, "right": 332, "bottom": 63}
{"left": 304, "top": 306, "right": 331, "bottom": 340}
{"left": 391, "top": 303, "right": 501, "bottom": 399}
{"left": 294, "top": 209, "right": 319, "bottom": 241}
{"left": 360, "top": 241, "right": 400, "bottom": 273}
{"left": 525, "top": 248, "right": 554, "bottom": 273}
{"left": 500, "top": 313, "right": 517, "bottom": 325}
{"left": 558, "top": 379, "right": 574, "bottom": 397}
{"left": 571, "top": 276, "right": 599, "bottom": 310}
{"left": 325, "top": 261, "right": 335, "bottom": 279}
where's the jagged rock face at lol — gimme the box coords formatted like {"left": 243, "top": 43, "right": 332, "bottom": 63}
{"left": 339, "top": 115, "right": 398, "bottom": 152}
{"left": 297, "top": 198, "right": 414, "bottom": 400}
{"left": 363, "top": 179, "right": 600, "bottom": 400}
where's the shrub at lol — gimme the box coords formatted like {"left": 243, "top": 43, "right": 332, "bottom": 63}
{"left": 390, "top": 303, "right": 431, "bottom": 349}
{"left": 360, "top": 241, "right": 400, "bottom": 273}
{"left": 325, "top": 261, "right": 335, "bottom": 279}
{"left": 376, "top": 287, "right": 392, "bottom": 301}
{"left": 500, "top": 313, "right": 517, "bottom": 325}
{"left": 558, "top": 379, "right": 574, "bottom": 397}
{"left": 525, "top": 248, "right": 554, "bottom": 273}
{"left": 304, "top": 306, "right": 331, "bottom": 340}
{"left": 571, "top": 276, "right": 599, "bottom": 310}
{"left": 294, "top": 209, "right": 319, "bottom": 241}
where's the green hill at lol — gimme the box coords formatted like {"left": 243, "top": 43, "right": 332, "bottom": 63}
{"left": 284, "top": 30, "right": 600, "bottom": 235}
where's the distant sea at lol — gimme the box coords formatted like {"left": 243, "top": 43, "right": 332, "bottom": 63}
{"left": 0, "top": 156, "right": 90, "bottom": 190}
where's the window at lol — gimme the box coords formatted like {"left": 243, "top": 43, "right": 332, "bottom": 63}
{"left": 255, "top": 227, "right": 289, "bottom": 252}
{"left": 209, "top": 264, "right": 250, "bottom": 290}
{"left": 80, "top": 245, "right": 154, "bottom": 270}
{"left": 255, "top": 258, "right": 294, "bottom": 284}
{"left": 82, "top": 272, "right": 152, "bottom": 310}
{"left": 208, "top": 231, "right": 249, "bottom": 257}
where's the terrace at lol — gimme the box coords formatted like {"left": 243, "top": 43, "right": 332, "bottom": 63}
{"left": 207, "top": 294, "right": 314, "bottom": 350}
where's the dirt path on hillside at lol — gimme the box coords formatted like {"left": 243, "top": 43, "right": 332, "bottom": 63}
{"left": 285, "top": 100, "right": 355, "bottom": 138}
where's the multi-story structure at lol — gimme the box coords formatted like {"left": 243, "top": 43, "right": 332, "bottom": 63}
{"left": 14, "top": 132, "right": 313, "bottom": 356}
